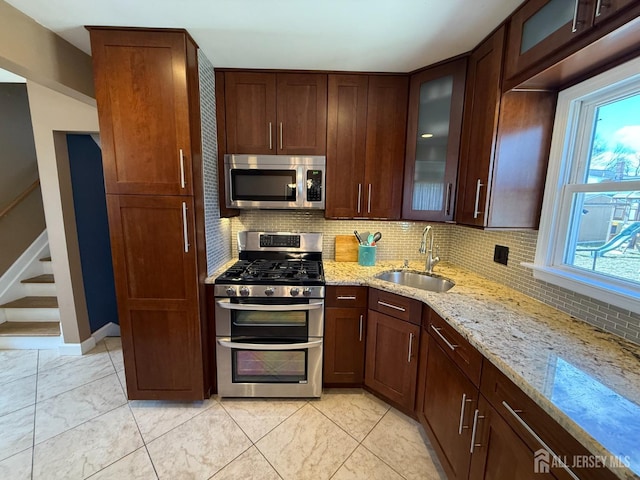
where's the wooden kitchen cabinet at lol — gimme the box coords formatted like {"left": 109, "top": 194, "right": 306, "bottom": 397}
{"left": 90, "top": 28, "right": 198, "bottom": 196}
{"left": 324, "top": 286, "right": 368, "bottom": 386}
{"left": 456, "top": 26, "right": 557, "bottom": 228}
{"left": 468, "top": 396, "right": 560, "bottom": 480}
{"left": 223, "top": 71, "right": 327, "bottom": 155}
{"left": 365, "top": 289, "right": 420, "bottom": 412}
{"left": 402, "top": 58, "right": 466, "bottom": 221}
{"left": 326, "top": 74, "right": 408, "bottom": 219}
{"left": 106, "top": 194, "right": 206, "bottom": 400}
{"left": 417, "top": 307, "right": 483, "bottom": 480}
{"left": 415, "top": 305, "right": 621, "bottom": 480}
{"left": 90, "top": 28, "right": 209, "bottom": 401}
{"left": 421, "top": 337, "right": 478, "bottom": 480}
{"left": 504, "top": 0, "right": 640, "bottom": 89}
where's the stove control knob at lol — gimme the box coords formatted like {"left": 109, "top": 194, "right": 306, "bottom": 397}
{"left": 239, "top": 287, "right": 250, "bottom": 297}
{"left": 265, "top": 287, "right": 275, "bottom": 297}
{"left": 290, "top": 287, "right": 300, "bottom": 297}
{"left": 225, "top": 287, "right": 237, "bottom": 297}
{"left": 302, "top": 288, "right": 312, "bottom": 297}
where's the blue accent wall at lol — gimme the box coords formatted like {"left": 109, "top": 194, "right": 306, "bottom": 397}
{"left": 66, "top": 134, "right": 118, "bottom": 332}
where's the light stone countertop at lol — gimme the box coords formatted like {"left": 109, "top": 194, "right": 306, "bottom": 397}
{"left": 206, "top": 259, "right": 640, "bottom": 479}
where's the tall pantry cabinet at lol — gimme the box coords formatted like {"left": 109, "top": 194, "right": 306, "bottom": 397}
{"left": 89, "top": 28, "right": 210, "bottom": 400}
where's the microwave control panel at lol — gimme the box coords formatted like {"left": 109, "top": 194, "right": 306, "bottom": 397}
{"left": 306, "top": 170, "right": 323, "bottom": 202}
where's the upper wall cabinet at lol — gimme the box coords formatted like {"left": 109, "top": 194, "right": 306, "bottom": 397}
{"left": 402, "top": 59, "right": 466, "bottom": 222}
{"left": 90, "top": 29, "right": 197, "bottom": 196}
{"left": 504, "top": 0, "right": 640, "bottom": 88}
{"left": 326, "top": 74, "right": 408, "bottom": 219}
{"left": 456, "top": 26, "right": 557, "bottom": 229}
{"left": 223, "top": 72, "right": 327, "bottom": 155}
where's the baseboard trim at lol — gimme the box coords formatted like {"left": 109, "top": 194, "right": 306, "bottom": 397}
{"left": 58, "top": 336, "right": 96, "bottom": 356}
{"left": 92, "top": 322, "right": 120, "bottom": 343}
{"left": 0, "top": 230, "right": 48, "bottom": 300}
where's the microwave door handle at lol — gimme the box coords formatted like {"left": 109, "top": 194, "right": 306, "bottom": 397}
{"left": 216, "top": 299, "right": 323, "bottom": 311}
{"left": 217, "top": 338, "right": 323, "bottom": 351}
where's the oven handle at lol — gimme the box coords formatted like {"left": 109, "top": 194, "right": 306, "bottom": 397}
{"left": 217, "top": 338, "right": 323, "bottom": 351}
{"left": 216, "top": 299, "right": 323, "bottom": 311}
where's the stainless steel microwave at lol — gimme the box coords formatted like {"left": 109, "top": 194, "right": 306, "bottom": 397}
{"left": 224, "top": 154, "right": 325, "bottom": 210}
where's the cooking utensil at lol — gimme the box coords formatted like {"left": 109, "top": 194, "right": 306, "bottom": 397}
{"left": 372, "top": 232, "right": 382, "bottom": 243}
{"left": 360, "top": 231, "right": 370, "bottom": 244}
{"left": 367, "top": 234, "right": 374, "bottom": 245}
{"left": 354, "top": 230, "right": 364, "bottom": 245}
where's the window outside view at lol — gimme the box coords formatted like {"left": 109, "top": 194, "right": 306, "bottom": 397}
{"left": 564, "top": 94, "right": 640, "bottom": 284}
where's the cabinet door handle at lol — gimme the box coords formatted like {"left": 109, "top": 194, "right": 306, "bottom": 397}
{"left": 407, "top": 333, "right": 414, "bottom": 363}
{"left": 430, "top": 325, "right": 458, "bottom": 351}
{"left": 469, "top": 409, "right": 484, "bottom": 453}
{"left": 268, "top": 122, "right": 273, "bottom": 150}
{"left": 337, "top": 296, "right": 357, "bottom": 300}
{"left": 502, "top": 401, "right": 580, "bottom": 480}
{"left": 179, "top": 149, "right": 186, "bottom": 189}
{"left": 444, "top": 183, "right": 452, "bottom": 216}
{"left": 595, "top": 0, "right": 608, "bottom": 17}
{"left": 367, "top": 184, "right": 372, "bottom": 214}
{"left": 279, "top": 122, "right": 283, "bottom": 150}
{"left": 359, "top": 314, "right": 364, "bottom": 342}
{"left": 182, "top": 202, "right": 190, "bottom": 253}
{"left": 357, "top": 184, "right": 362, "bottom": 214}
{"left": 377, "top": 301, "right": 406, "bottom": 312}
{"left": 458, "top": 393, "right": 473, "bottom": 434}
{"left": 571, "top": 0, "right": 582, "bottom": 32}
{"left": 473, "top": 178, "right": 484, "bottom": 219}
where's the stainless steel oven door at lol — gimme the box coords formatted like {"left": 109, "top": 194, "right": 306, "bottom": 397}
{"left": 215, "top": 337, "right": 323, "bottom": 397}
{"left": 215, "top": 298, "right": 324, "bottom": 338}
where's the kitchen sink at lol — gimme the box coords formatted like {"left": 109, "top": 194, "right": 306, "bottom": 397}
{"left": 375, "top": 270, "right": 455, "bottom": 293}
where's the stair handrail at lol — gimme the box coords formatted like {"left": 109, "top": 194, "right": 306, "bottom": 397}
{"left": 0, "top": 180, "right": 40, "bottom": 219}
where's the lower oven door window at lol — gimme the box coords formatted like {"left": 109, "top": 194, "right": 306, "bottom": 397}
{"left": 233, "top": 349, "right": 307, "bottom": 383}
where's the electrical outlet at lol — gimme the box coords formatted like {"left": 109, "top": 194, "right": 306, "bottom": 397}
{"left": 494, "top": 245, "right": 509, "bottom": 265}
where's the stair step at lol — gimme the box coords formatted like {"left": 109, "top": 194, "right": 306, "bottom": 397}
{"left": 0, "top": 296, "right": 58, "bottom": 309}
{"left": 40, "top": 256, "right": 51, "bottom": 262}
{"left": 0, "top": 321, "right": 60, "bottom": 337}
{"left": 21, "top": 274, "right": 55, "bottom": 284}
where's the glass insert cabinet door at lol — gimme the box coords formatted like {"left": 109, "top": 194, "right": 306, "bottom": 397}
{"left": 505, "top": 0, "right": 597, "bottom": 80}
{"left": 402, "top": 58, "right": 466, "bottom": 221}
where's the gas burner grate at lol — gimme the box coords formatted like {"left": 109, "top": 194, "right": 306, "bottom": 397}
{"left": 216, "top": 259, "right": 324, "bottom": 285}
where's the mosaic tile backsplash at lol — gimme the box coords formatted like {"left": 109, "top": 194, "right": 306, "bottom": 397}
{"left": 199, "top": 56, "right": 231, "bottom": 275}
{"left": 226, "top": 211, "right": 640, "bottom": 345}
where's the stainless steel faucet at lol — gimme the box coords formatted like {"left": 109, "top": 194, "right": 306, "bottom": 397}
{"left": 419, "top": 225, "right": 440, "bottom": 274}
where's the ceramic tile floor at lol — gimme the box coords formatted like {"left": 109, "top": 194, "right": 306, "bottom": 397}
{"left": 0, "top": 338, "right": 446, "bottom": 480}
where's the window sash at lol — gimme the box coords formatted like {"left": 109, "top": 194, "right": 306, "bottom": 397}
{"left": 531, "top": 56, "right": 640, "bottom": 314}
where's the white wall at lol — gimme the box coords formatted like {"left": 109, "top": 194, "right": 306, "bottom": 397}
{"left": 27, "top": 81, "right": 99, "bottom": 346}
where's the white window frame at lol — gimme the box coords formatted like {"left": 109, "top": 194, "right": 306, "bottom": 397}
{"left": 528, "top": 57, "right": 640, "bottom": 315}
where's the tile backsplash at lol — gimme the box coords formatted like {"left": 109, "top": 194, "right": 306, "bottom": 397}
{"left": 447, "top": 225, "right": 640, "bottom": 345}
{"left": 226, "top": 210, "right": 640, "bottom": 345}
{"left": 229, "top": 210, "right": 448, "bottom": 263}
{"left": 199, "top": 55, "right": 231, "bottom": 275}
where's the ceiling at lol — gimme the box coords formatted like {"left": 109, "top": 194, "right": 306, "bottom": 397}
{"left": 6, "top": 0, "right": 524, "bottom": 73}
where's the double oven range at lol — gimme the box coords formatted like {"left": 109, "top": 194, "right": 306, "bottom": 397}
{"left": 214, "top": 232, "right": 325, "bottom": 398}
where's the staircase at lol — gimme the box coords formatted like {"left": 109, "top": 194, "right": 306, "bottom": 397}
{"left": 0, "top": 254, "right": 62, "bottom": 349}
